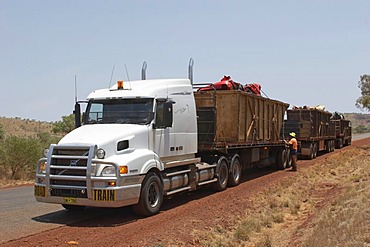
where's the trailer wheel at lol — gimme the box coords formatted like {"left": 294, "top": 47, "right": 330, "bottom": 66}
{"left": 336, "top": 139, "right": 343, "bottom": 149}
{"left": 313, "top": 143, "right": 318, "bottom": 158}
{"left": 133, "top": 172, "right": 163, "bottom": 217}
{"left": 331, "top": 140, "right": 335, "bottom": 152}
{"left": 308, "top": 144, "right": 314, "bottom": 160}
{"left": 212, "top": 157, "right": 229, "bottom": 191}
{"left": 286, "top": 149, "right": 292, "bottom": 168}
{"left": 276, "top": 148, "right": 288, "bottom": 170}
{"left": 62, "top": 204, "right": 85, "bottom": 211}
{"left": 228, "top": 155, "right": 241, "bottom": 187}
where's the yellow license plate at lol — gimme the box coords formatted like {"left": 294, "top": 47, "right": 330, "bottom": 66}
{"left": 63, "top": 197, "right": 77, "bottom": 204}
{"left": 93, "top": 189, "right": 116, "bottom": 201}
{"left": 34, "top": 185, "right": 46, "bottom": 197}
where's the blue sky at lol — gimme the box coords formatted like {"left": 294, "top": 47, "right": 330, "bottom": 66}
{"left": 1, "top": 0, "right": 369, "bottom": 122}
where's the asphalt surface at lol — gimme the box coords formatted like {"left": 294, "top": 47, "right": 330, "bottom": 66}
{"left": 0, "top": 186, "right": 109, "bottom": 244}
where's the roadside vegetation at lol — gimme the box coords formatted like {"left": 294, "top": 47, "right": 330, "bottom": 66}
{"left": 189, "top": 145, "right": 370, "bottom": 246}
{"left": 0, "top": 116, "right": 75, "bottom": 188}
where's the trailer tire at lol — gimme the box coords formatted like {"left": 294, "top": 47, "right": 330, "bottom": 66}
{"left": 308, "top": 144, "right": 314, "bottom": 160}
{"left": 336, "top": 139, "right": 343, "bottom": 149}
{"left": 133, "top": 172, "right": 163, "bottom": 217}
{"left": 286, "top": 149, "right": 292, "bottom": 168}
{"left": 276, "top": 148, "right": 288, "bottom": 170}
{"left": 331, "top": 140, "right": 335, "bottom": 152}
{"left": 228, "top": 155, "right": 241, "bottom": 187}
{"left": 212, "top": 157, "right": 229, "bottom": 191}
{"left": 62, "top": 204, "right": 85, "bottom": 211}
{"left": 313, "top": 143, "right": 318, "bottom": 158}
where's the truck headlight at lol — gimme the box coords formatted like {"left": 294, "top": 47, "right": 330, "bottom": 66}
{"left": 101, "top": 166, "right": 116, "bottom": 177}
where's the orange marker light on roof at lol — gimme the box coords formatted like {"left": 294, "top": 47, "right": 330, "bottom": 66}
{"left": 117, "top": 80, "right": 124, "bottom": 89}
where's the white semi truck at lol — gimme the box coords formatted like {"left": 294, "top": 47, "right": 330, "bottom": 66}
{"left": 35, "top": 64, "right": 290, "bottom": 216}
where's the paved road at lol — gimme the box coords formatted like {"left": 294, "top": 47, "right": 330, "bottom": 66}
{"left": 1, "top": 133, "right": 369, "bottom": 244}
{"left": 0, "top": 186, "right": 119, "bottom": 244}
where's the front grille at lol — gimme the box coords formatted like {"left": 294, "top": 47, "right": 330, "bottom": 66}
{"left": 48, "top": 145, "right": 94, "bottom": 198}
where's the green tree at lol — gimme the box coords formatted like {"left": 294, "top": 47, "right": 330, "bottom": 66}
{"left": 52, "top": 114, "right": 75, "bottom": 134}
{"left": 0, "top": 136, "right": 42, "bottom": 179}
{"left": 356, "top": 74, "right": 370, "bottom": 111}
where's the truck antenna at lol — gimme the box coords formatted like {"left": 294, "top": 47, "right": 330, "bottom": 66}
{"left": 188, "top": 58, "right": 194, "bottom": 85}
{"left": 141, "top": 61, "right": 147, "bottom": 80}
{"left": 74, "top": 75, "right": 78, "bottom": 103}
{"left": 124, "top": 64, "right": 132, "bottom": 89}
{"left": 108, "top": 65, "right": 115, "bottom": 87}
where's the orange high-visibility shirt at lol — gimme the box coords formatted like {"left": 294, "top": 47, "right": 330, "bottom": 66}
{"left": 289, "top": 138, "right": 298, "bottom": 150}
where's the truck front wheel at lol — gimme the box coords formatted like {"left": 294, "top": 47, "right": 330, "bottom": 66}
{"left": 133, "top": 172, "right": 163, "bottom": 217}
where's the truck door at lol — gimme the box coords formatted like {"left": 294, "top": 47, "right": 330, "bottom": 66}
{"left": 153, "top": 99, "right": 175, "bottom": 158}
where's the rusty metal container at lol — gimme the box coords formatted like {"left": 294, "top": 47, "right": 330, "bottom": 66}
{"left": 285, "top": 108, "right": 335, "bottom": 140}
{"left": 194, "top": 90, "right": 289, "bottom": 151}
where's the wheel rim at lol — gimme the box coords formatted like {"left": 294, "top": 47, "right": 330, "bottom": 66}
{"left": 232, "top": 160, "right": 241, "bottom": 182}
{"left": 219, "top": 162, "right": 228, "bottom": 187}
{"left": 148, "top": 181, "right": 160, "bottom": 208}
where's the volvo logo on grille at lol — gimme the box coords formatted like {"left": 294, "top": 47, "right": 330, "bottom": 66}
{"left": 70, "top": 160, "right": 78, "bottom": 166}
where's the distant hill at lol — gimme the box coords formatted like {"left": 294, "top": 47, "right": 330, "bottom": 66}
{"left": 0, "top": 117, "right": 54, "bottom": 137}
{"left": 343, "top": 113, "right": 370, "bottom": 133}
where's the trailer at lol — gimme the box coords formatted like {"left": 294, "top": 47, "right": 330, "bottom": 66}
{"left": 194, "top": 89, "right": 290, "bottom": 171}
{"left": 284, "top": 108, "right": 336, "bottom": 159}
{"left": 331, "top": 117, "right": 352, "bottom": 148}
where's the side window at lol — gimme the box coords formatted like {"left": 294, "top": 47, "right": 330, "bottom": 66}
{"left": 155, "top": 100, "right": 173, "bottom": 129}
{"left": 155, "top": 101, "right": 165, "bottom": 128}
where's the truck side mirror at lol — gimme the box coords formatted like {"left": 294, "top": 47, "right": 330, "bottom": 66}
{"left": 74, "top": 102, "right": 81, "bottom": 128}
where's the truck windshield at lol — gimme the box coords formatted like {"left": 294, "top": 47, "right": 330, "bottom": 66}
{"left": 84, "top": 98, "right": 154, "bottom": 125}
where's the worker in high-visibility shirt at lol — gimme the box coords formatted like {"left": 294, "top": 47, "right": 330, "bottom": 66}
{"left": 288, "top": 132, "right": 298, "bottom": 171}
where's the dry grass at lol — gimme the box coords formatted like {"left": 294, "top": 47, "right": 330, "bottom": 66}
{"left": 191, "top": 146, "right": 370, "bottom": 247}
{"left": 0, "top": 178, "right": 34, "bottom": 189}
{"left": 0, "top": 117, "right": 54, "bottom": 137}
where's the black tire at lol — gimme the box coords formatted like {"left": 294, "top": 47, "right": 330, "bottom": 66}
{"left": 331, "top": 140, "right": 335, "bottom": 152}
{"left": 228, "top": 155, "right": 242, "bottom": 187}
{"left": 347, "top": 138, "right": 352, "bottom": 146}
{"left": 313, "top": 143, "right": 318, "bottom": 158}
{"left": 326, "top": 141, "right": 330, "bottom": 153}
{"left": 276, "top": 148, "right": 288, "bottom": 170}
{"left": 337, "top": 139, "right": 343, "bottom": 149}
{"left": 62, "top": 204, "right": 85, "bottom": 211}
{"left": 212, "top": 157, "right": 229, "bottom": 191}
{"left": 308, "top": 144, "right": 314, "bottom": 160}
{"left": 286, "top": 149, "right": 292, "bottom": 168}
{"left": 133, "top": 172, "right": 163, "bottom": 217}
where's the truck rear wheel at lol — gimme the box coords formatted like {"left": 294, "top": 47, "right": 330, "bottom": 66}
{"left": 212, "top": 157, "right": 229, "bottom": 191}
{"left": 133, "top": 172, "right": 163, "bottom": 217}
{"left": 228, "top": 155, "right": 241, "bottom": 187}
